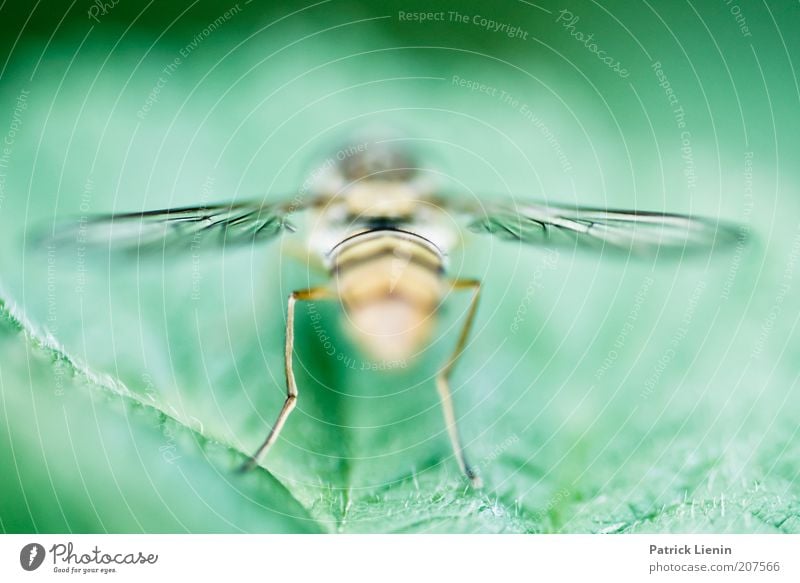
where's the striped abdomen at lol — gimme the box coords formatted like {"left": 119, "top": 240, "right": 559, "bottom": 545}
{"left": 330, "top": 229, "right": 445, "bottom": 362}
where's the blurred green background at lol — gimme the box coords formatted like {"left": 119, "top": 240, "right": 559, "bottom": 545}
{"left": 1, "top": 0, "right": 798, "bottom": 533}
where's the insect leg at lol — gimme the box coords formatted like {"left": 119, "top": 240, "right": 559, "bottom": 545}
{"left": 436, "top": 278, "right": 483, "bottom": 488}
{"left": 240, "top": 286, "right": 333, "bottom": 472}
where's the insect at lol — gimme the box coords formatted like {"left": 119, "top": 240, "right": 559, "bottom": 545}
{"left": 46, "top": 136, "right": 740, "bottom": 488}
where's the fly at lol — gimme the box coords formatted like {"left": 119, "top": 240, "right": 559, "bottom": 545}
{"left": 44, "top": 136, "right": 742, "bottom": 488}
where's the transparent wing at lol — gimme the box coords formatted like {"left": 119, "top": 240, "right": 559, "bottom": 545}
{"left": 41, "top": 198, "right": 309, "bottom": 255}
{"left": 456, "top": 199, "right": 742, "bottom": 255}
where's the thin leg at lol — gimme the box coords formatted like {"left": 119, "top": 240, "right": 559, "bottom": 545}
{"left": 436, "top": 278, "right": 483, "bottom": 488}
{"left": 240, "top": 286, "right": 332, "bottom": 472}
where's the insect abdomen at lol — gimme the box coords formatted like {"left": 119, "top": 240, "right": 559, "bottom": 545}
{"left": 331, "top": 229, "right": 445, "bottom": 362}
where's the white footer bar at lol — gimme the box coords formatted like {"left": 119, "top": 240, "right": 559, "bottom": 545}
{"left": 1, "top": 534, "right": 798, "bottom": 582}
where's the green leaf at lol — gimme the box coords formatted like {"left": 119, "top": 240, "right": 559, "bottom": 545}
{"left": 2, "top": 1, "right": 799, "bottom": 533}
